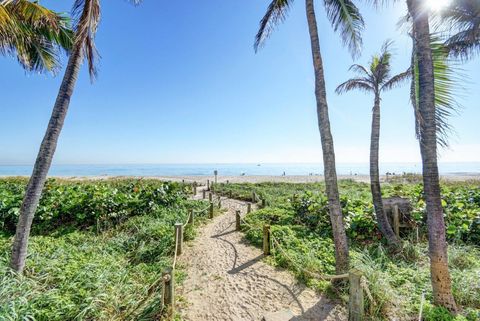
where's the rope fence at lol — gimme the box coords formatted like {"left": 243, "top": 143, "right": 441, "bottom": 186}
{"left": 158, "top": 179, "right": 369, "bottom": 320}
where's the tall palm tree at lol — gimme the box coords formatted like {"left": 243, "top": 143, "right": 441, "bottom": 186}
{"left": 10, "top": 0, "right": 140, "bottom": 274}
{"left": 406, "top": 0, "right": 458, "bottom": 312}
{"left": 0, "top": 0, "right": 72, "bottom": 73}
{"left": 443, "top": 0, "right": 480, "bottom": 60}
{"left": 255, "top": 0, "right": 365, "bottom": 274}
{"left": 336, "top": 41, "right": 410, "bottom": 248}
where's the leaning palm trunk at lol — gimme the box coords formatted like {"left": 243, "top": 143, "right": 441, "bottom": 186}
{"left": 305, "top": 0, "right": 349, "bottom": 273}
{"left": 10, "top": 1, "right": 91, "bottom": 273}
{"left": 370, "top": 95, "right": 400, "bottom": 247}
{"left": 407, "top": 0, "right": 457, "bottom": 312}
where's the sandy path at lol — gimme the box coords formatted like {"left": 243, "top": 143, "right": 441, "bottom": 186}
{"left": 177, "top": 188, "right": 346, "bottom": 321}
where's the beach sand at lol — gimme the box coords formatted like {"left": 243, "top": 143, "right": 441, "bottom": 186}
{"left": 144, "top": 174, "right": 480, "bottom": 184}
{"left": 22, "top": 173, "right": 480, "bottom": 184}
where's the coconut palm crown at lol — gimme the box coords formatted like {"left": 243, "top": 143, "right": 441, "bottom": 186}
{"left": 254, "top": 0, "right": 364, "bottom": 57}
{"left": 336, "top": 40, "right": 410, "bottom": 96}
{"left": 0, "top": 0, "right": 72, "bottom": 73}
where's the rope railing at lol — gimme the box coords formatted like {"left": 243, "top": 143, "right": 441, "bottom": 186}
{"left": 158, "top": 183, "right": 368, "bottom": 320}
{"left": 192, "top": 205, "right": 210, "bottom": 215}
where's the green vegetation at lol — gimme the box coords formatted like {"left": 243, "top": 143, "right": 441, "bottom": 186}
{"left": 213, "top": 179, "right": 480, "bottom": 320}
{"left": 0, "top": 178, "right": 207, "bottom": 321}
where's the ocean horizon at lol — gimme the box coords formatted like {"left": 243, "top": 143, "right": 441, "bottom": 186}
{"left": 0, "top": 162, "right": 478, "bottom": 177}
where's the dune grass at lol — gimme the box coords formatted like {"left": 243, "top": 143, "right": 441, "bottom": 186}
{"left": 0, "top": 178, "right": 209, "bottom": 321}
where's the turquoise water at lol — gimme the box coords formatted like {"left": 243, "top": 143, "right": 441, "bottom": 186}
{"left": 0, "top": 163, "right": 478, "bottom": 177}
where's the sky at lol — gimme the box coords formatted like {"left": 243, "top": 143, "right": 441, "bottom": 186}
{"left": 0, "top": 0, "right": 479, "bottom": 165}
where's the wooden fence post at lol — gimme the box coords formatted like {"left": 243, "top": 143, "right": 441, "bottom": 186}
{"left": 236, "top": 210, "right": 241, "bottom": 231}
{"left": 214, "top": 170, "right": 218, "bottom": 184}
{"left": 247, "top": 203, "right": 252, "bottom": 214}
{"left": 207, "top": 179, "right": 210, "bottom": 191}
{"left": 252, "top": 191, "right": 257, "bottom": 203}
{"left": 209, "top": 202, "right": 214, "bottom": 219}
{"left": 263, "top": 224, "right": 271, "bottom": 256}
{"left": 261, "top": 199, "right": 266, "bottom": 208}
{"left": 217, "top": 196, "right": 222, "bottom": 208}
{"left": 209, "top": 192, "right": 213, "bottom": 202}
{"left": 348, "top": 269, "right": 364, "bottom": 321}
{"left": 393, "top": 205, "right": 400, "bottom": 238}
{"left": 228, "top": 190, "right": 233, "bottom": 198}
{"left": 162, "top": 268, "right": 174, "bottom": 316}
{"left": 193, "top": 184, "right": 197, "bottom": 195}
{"left": 174, "top": 223, "right": 183, "bottom": 256}
{"left": 188, "top": 209, "right": 194, "bottom": 225}
{"left": 202, "top": 189, "right": 206, "bottom": 199}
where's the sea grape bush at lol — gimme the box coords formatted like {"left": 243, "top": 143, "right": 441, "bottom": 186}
{"left": 214, "top": 179, "right": 480, "bottom": 243}
{"left": 291, "top": 191, "right": 378, "bottom": 241}
{"left": 0, "top": 178, "right": 190, "bottom": 233}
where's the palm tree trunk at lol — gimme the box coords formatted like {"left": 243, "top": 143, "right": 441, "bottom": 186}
{"left": 305, "top": 0, "right": 349, "bottom": 274}
{"left": 407, "top": 0, "right": 457, "bottom": 312}
{"left": 370, "top": 94, "right": 400, "bottom": 247}
{"left": 10, "top": 41, "right": 84, "bottom": 273}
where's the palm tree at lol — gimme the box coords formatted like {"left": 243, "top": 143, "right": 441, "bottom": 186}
{"left": 406, "top": 0, "right": 458, "bottom": 312}
{"left": 443, "top": 0, "right": 480, "bottom": 60}
{"left": 10, "top": 0, "right": 140, "bottom": 274}
{"left": 0, "top": 0, "right": 72, "bottom": 73}
{"left": 336, "top": 41, "right": 409, "bottom": 248}
{"left": 255, "top": 0, "right": 365, "bottom": 274}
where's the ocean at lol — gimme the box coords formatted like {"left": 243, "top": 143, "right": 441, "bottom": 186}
{"left": 0, "top": 163, "right": 478, "bottom": 177}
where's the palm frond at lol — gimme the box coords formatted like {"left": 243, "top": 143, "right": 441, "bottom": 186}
{"left": 337, "top": 40, "right": 408, "bottom": 99}
{"left": 254, "top": 0, "right": 293, "bottom": 52}
{"left": 442, "top": 0, "right": 480, "bottom": 61}
{"left": 373, "top": 39, "right": 393, "bottom": 84}
{"left": 323, "top": 0, "right": 364, "bottom": 58}
{"left": 361, "top": 0, "right": 399, "bottom": 9}
{"left": 349, "top": 63, "right": 371, "bottom": 77}
{"left": 0, "top": 5, "right": 14, "bottom": 54}
{"left": 335, "top": 78, "right": 374, "bottom": 94}
{"left": 0, "top": 0, "right": 73, "bottom": 73}
{"left": 445, "top": 29, "right": 480, "bottom": 60}
{"left": 381, "top": 68, "right": 411, "bottom": 91}
{"left": 12, "top": 0, "right": 60, "bottom": 29}
{"left": 72, "top": 0, "right": 100, "bottom": 80}
{"left": 411, "top": 35, "right": 465, "bottom": 148}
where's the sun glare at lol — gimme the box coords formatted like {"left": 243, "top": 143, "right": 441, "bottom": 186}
{"left": 425, "top": 0, "right": 451, "bottom": 11}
